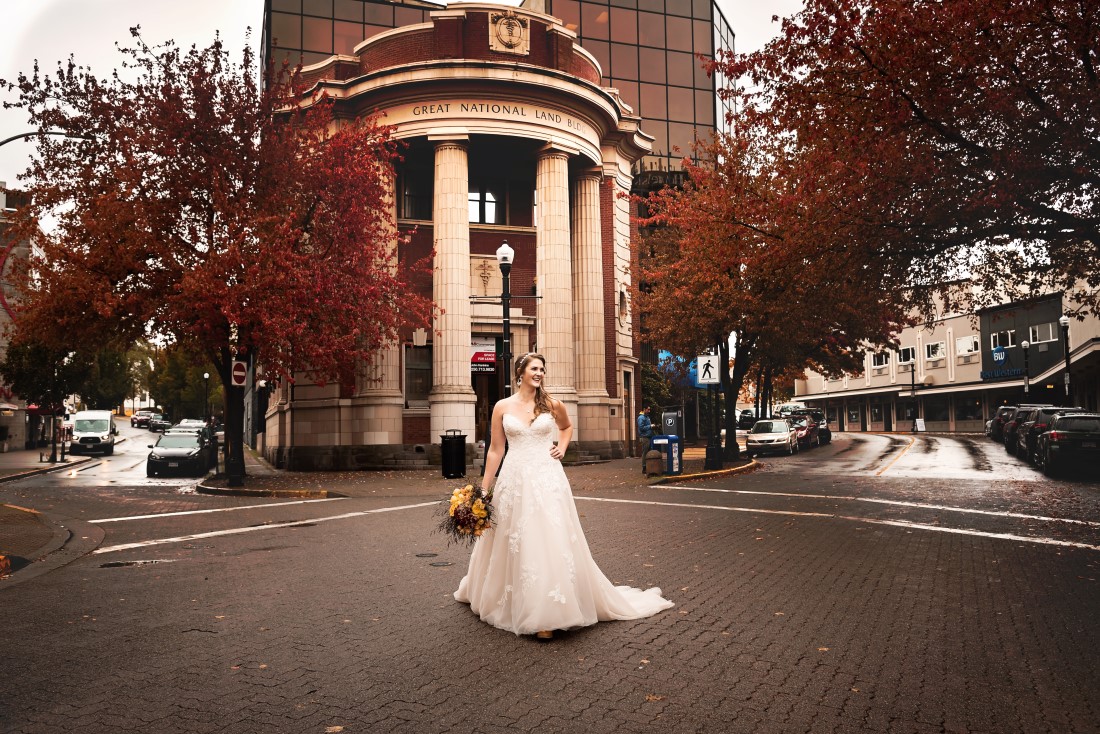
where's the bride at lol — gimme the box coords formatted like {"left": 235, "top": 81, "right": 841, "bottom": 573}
{"left": 454, "top": 353, "right": 674, "bottom": 639}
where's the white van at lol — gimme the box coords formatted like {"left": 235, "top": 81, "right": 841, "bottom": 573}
{"left": 70, "top": 410, "right": 118, "bottom": 455}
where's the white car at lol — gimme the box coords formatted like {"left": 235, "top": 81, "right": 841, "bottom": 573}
{"left": 745, "top": 419, "right": 798, "bottom": 457}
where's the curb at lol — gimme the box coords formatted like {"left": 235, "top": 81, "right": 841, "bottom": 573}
{"left": 0, "top": 455, "right": 95, "bottom": 484}
{"left": 651, "top": 459, "right": 758, "bottom": 484}
{"left": 195, "top": 481, "right": 342, "bottom": 499}
{"left": 0, "top": 508, "right": 104, "bottom": 587}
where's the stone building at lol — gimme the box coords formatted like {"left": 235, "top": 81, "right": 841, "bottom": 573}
{"left": 260, "top": 2, "right": 688, "bottom": 469}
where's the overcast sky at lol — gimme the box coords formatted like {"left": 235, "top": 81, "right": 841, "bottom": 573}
{"left": 0, "top": 0, "right": 802, "bottom": 188}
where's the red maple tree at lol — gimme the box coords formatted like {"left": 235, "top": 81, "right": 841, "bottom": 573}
{"left": 1, "top": 30, "right": 432, "bottom": 483}
{"left": 716, "top": 0, "right": 1100, "bottom": 318}
{"left": 634, "top": 132, "right": 906, "bottom": 456}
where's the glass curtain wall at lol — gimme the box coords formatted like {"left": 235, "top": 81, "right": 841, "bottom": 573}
{"left": 541, "top": 0, "right": 734, "bottom": 173}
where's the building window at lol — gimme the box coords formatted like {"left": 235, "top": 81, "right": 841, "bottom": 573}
{"left": 404, "top": 345, "right": 432, "bottom": 408}
{"left": 870, "top": 404, "right": 883, "bottom": 422}
{"left": 399, "top": 168, "right": 432, "bottom": 220}
{"left": 991, "top": 330, "right": 1016, "bottom": 349}
{"left": 1028, "top": 322, "right": 1056, "bottom": 343}
{"left": 871, "top": 352, "right": 890, "bottom": 368}
{"left": 954, "top": 398, "right": 983, "bottom": 421}
{"left": 956, "top": 335, "right": 979, "bottom": 355}
{"left": 898, "top": 346, "right": 915, "bottom": 364}
{"left": 468, "top": 180, "right": 505, "bottom": 224}
{"left": 925, "top": 341, "right": 945, "bottom": 360}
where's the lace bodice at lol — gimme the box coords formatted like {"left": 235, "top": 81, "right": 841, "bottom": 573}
{"left": 502, "top": 412, "right": 558, "bottom": 459}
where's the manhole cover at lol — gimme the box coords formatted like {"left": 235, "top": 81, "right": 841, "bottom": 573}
{"left": 416, "top": 553, "right": 438, "bottom": 558}
{"left": 429, "top": 561, "right": 453, "bottom": 567}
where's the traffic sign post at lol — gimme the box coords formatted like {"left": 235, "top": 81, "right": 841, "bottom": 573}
{"left": 231, "top": 360, "right": 248, "bottom": 387}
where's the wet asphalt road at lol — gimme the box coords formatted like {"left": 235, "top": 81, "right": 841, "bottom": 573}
{"left": 1, "top": 430, "right": 1098, "bottom": 734}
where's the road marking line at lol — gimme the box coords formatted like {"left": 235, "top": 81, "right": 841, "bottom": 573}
{"left": 75, "top": 462, "right": 103, "bottom": 473}
{"left": 93, "top": 501, "right": 439, "bottom": 554}
{"left": 574, "top": 496, "right": 1100, "bottom": 552}
{"left": 91, "top": 498, "right": 346, "bottom": 523}
{"left": 875, "top": 437, "right": 916, "bottom": 475}
{"left": 659, "top": 486, "right": 1100, "bottom": 527}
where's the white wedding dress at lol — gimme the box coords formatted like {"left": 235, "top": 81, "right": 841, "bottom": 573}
{"left": 454, "top": 412, "right": 674, "bottom": 635}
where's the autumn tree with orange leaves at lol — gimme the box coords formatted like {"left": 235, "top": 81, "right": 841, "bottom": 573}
{"left": 635, "top": 132, "right": 906, "bottom": 458}
{"left": 1, "top": 30, "right": 431, "bottom": 484}
{"left": 718, "top": 0, "right": 1100, "bottom": 320}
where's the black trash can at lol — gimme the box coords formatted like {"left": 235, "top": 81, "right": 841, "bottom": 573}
{"left": 441, "top": 429, "right": 467, "bottom": 479}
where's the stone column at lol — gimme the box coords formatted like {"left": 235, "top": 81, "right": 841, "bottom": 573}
{"left": 429, "top": 136, "right": 476, "bottom": 440}
{"left": 536, "top": 145, "right": 578, "bottom": 429}
{"left": 572, "top": 169, "right": 611, "bottom": 451}
{"left": 357, "top": 163, "right": 404, "bottom": 445}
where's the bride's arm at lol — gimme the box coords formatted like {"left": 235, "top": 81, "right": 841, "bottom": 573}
{"left": 549, "top": 398, "right": 573, "bottom": 460}
{"left": 481, "top": 402, "right": 507, "bottom": 492}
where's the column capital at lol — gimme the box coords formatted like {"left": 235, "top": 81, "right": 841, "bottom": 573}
{"left": 429, "top": 133, "right": 470, "bottom": 149}
{"left": 576, "top": 167, "right": 603, "bottom": 183}
{"left": 538, "top": 142, "right": 578, "bottom": 160}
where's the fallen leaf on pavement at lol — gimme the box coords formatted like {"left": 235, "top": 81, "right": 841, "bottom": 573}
{"left": 645, "top": 694, "right": 666, "bottom": 702}
{"left": 817, "top": 647, "right": 829, "bottom": 652}
{"left": 325, "top": 727, "right": 344, "bottom": 733}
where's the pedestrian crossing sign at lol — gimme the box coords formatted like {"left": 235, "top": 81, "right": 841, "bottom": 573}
{"left": 697, "top": 355, "right": 720, "bottom": 384}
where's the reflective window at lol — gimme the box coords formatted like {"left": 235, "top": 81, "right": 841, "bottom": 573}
{"left": 668, "top": 121, "right": 697, "bottom": 154}
{"left": 272, "top": 0, "right": 301, "bottom": 11}
{"left": 638, "top": 12, "right": 664, "bottom": 46}
{"left": 394, "top": 7, "right": 425, "bottom": 26}
{"left": 638, "top": 47, "right": 666, "bottom": 83}
{"left": 334, "top": 0, "right": 362, "bottom": 21}
{"left": 613, "top": 79, "right": 640, "bottom": 111}
{"left": 638, "top": 0, "right": 663, "bottom": 11}
{"left": 665, "top": 0, "right": 691, "bottom": 17}
{"left": 581, "top": 3, "right": 611, "bottom": 39}
{"left": 405, "top": 345, "right": 432, "bottom": 406}
{"left": 667, "top": 16, "right": 692, "bottom": 50}
{"left": 667, "top": 50, "right": 695, "bottom": 86}
{"left": 646, "top": 121, "right": 668, "bottom": 155}
{"left": 585, "top": 40, "right": 611, "bottom": 75}
{"left": 668, "top": 87, "right": 694, "bottom": 121}
{"left": 303, "top": 0, "right": 333, "bottom": 16}
{"left": 334, "top": 21, "right": 364, "bottom": 54}
{"left": 693, "top": 20, "right": 711, "bottom": 55}
{"left": 611, "top": 43, "right": 638, "bottom": 78}
{"left": 304, "top": 16, "right": 333, "bottom": 51}
{"left": 692, "top": 0, "right": 711, "bottom": 19}
{"left": 610, "top": 7, "right": 638, "bottom": 43}
{"left": 640, "top": 83, "right": 667, "bottom": 118}
{"left": 363, "top": 2, "right": 393, "bottom": 25}
{"left": 694, "top": 90, "right": 715, "bottom": 126}
{"left": 611, "top": 0, "right": 638, "bottom": 7}
{"left": 555, "top": 0, "right": 581, "bottom": 32}
{"left": 271, "top": 13, "right": 302, "bottom": 48}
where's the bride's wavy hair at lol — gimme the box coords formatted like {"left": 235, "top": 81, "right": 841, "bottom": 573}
{"left": 515, "top": 352, "right": 553, "bottom": 418}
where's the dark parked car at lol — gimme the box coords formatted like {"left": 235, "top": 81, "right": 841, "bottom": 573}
{"left": 130, "top": 409, "right": 154, "bottom": 428}
{"left": 737, "top": 411, "right": 758, "bottom": 430}
{"left": 1014, "top": 406, "right": 1083, "bottom": 464}
{"left": 1003, "top": 404, "right": 1053, "bottom": 454}
{"left": 1035, "top": 413, "right": 1100, "bottom": 477}
{"left": 148, "top": 414, "right": 172, "bottom": 432}
{"left": 789, "top": 415, "right": 821, "bottom": 449}
{"left": 146, "top": 432, "right": 210, "bottom": 477}
{"left": 990, "top": 405, "right": 1017, "bottom": 442}
{"left": 790, "top": 409, "right": 831, "bottom": 444}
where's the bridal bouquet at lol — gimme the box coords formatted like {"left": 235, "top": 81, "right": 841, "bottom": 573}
{"left": 437, "top": 484, "right": 494, "bottom": 547}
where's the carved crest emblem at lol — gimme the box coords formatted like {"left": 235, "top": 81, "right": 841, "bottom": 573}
{"left": 490, "top": 12, "right": 529, "bottom": 56}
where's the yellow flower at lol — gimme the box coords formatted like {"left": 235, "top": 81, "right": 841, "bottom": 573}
{"left": 471, "top": 499, "right": 487, "bottom": 519}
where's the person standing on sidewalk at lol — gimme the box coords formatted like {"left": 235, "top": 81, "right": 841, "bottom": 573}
{"left": 637, "top": 406, "right": 654, "bottom": 473}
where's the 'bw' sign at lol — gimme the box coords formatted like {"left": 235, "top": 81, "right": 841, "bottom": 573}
{"left": 991, "top": 346, "right": 1006, "bottom": 364}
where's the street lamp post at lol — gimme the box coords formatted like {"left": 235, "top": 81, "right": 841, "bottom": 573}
{"left": 1059, "top": 314, "right": 1071, "bottom": 400}
{"left": 203, "top": 372, "right": 210, "bottom": 421}
{"left": 910, "top": 357, "right": 917, "bottom": 433}
{"left": 496, "top": 241, "right": 514, "bottom": 398}
{"left": 1021, "top": 340, "right": 1030, "bottom": 396}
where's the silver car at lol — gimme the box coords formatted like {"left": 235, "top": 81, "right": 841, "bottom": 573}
{"left": 746, "top": 419, "right": 798, "bottom": 457}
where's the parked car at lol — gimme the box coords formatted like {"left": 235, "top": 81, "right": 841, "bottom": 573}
{"left": 167, "top": 420, "right": 213, "bottom": 444}
{"left": 69, "top": 410, "right": 118, "bottom": 456}
{"left": 737, "top": 411, "right": 758, "bottom": 430}
{"left": 790, "top": 408, "right": 832, "bottom": 444}
{"left": 130, "top": 409, "right": 155, "bottom": 428}
{"left": 746, "top": 419, "right": 798, "bottom": 457}
{"left": 990, "top": 405, "right": 1017, "bottom": 441}
{"left": 1035, "top": 413, "right": 1100, "bottom": 477}
{"left": 146, "top": 432, "right": 211, "bottom": 477}
{"left": 1003, "top": 404, "right": 1053, "bottom": 455}
{"left": 148, "top": 414, "right": 172, "bottom": 432}
{"left": 1014, "top": 406, "right": 1083, "bottom": 464}
{"left": 789, "top": 415, "right": 821, "bottom": 449}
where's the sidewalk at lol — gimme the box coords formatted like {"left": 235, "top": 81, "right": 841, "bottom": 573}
{"left": 0, "top": 444, "right": 95, "bottom": 577}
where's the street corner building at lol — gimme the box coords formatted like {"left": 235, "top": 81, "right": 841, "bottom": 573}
{"left": 257, "top": 0, "right": 725, "bottom": 470}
